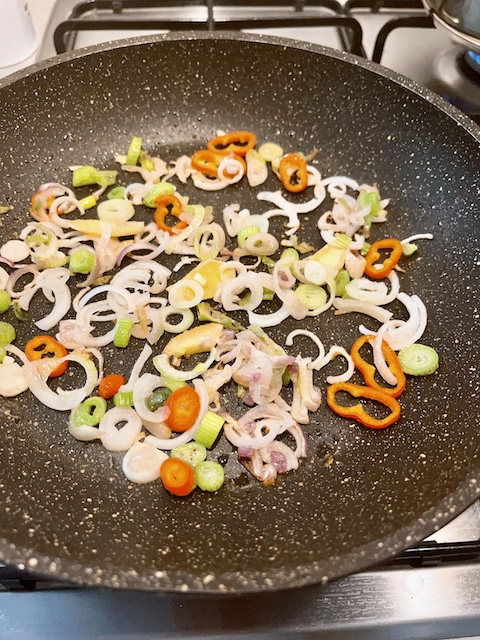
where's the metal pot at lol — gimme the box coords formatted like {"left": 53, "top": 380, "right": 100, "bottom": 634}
{"left": 423, "top": 0, "right": 480, "bottom": 53}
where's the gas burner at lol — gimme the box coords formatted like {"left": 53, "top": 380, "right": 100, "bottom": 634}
{"left": 429, "top": 45, "right": 480, "bottom": 122}
{"left": 465, "top": 50, "right": 480, "bottom": 76}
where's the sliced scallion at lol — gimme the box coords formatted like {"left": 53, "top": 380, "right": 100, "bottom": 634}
{"left": 72, "top": 166, "right": 97, "bottom": 187}
{"left": 0, "top": 321, "right": 15, "bottom": 346}
{"left": 334, "top": 269, "right": 351, "bottom": 298}
{"left": 258, "top": 142, "right": 283, "bottom": 163}
{"left": 171, "top": 442, "right": 207, "bottom": 468}
{"left": 126, "top": 136, "right": 142, "bottom": 166}
{"left": 195, "top": 461, "right": 225, "bottom": 492}
{"left": 114, "top": 317, "right": 134, "bottom": 348}
{"left": 0, "top": 290, "right": 11, "bottom": 314}
{"left": 79, "top": 195, "right": 97, "bottom": 210}
{"left": 398, "top": 344, "right": 439, "bottom": 376}
{"left": 194, "top": 411, "right": 225, "bottom": 449}
{"left": 295, "top": 283, "right": 327, "bottom": 311}
{"left": 69, "top": 248, "right": 96, "bottom": 275}
{"left": 73, "top": 397, "right": 107, "bottom": 427}
{"left": 237, "top": 225, "right": 261, "bottom": 248}
{"left": 113, "top": 391, "right": 134, "bottom": 407}
{"left": 107, "top": 186, "right": 126, "bottom": 200}
{"left": 160, "top": 375, "right": 187, "bottom": 392}
{"left": 139, "top": 151, "right": 155, "bottom": 172}
{"left": 143, "top": 182, "right": 175, "bottom": 208}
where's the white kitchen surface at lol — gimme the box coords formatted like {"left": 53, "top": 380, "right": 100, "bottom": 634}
{"left": 0, "top": 0, "right": 55, "bottom": 79}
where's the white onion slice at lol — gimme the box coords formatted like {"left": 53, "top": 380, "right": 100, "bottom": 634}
{"left": 374, "top": 293, "right": 427, "bottom": 350}
{"left": 221, "top": 273, "right": 264, "bottom": 312}
{"left": 345, "top": 271, "right": 399, "bottom": 306}
{"left": 1, "top": 240, "right": 30, "bottom": 263}
{"left": 168, "top": 279, "right": 204, "bottom": 309}
{"left": 285, "top": 329, "right": 326, "bottom": 369}
{"left": 371, "top": 324, "right": 402, "bottom": 386}
{"left": 122, "top": 442, "right": 168, "bottom": 483}
{"left": 153, "top": 348, "right": 217, "bottom": 381}
{"left": 99, "top": 407, "right": 142, "bottom": 452}
{"left": 257, "top": 190, "right": 322, "bottom": 215}
{"left": 0, "top": 359, "right": 28, "bottom": 397}
{"left": 333, "top": 298, "right": 393, "bottom": 323}
{"left": 24, "top": 353, "right": 97, "bottom": 411}
{"left": 314, "top": 346, "right": 355, "bottom": 383}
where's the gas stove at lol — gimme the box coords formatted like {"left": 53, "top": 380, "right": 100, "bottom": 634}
{"left": 1, "top": 1, "right": 480, "bottom": 639}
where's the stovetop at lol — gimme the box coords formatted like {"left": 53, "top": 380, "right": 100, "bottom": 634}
{"left": 1, "top": 1, "right": 480, "bottom": 638}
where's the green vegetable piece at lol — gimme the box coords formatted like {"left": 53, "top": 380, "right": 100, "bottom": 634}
{"left": 94, "top": 170, "right": 118, "bottom": 188}
{"left": 69, "top": 247, "right": 96, "bottom": 275}
{"left": 196, "top": 302, "right": 245, "bottom": 332}
{"left": 195, "top": 461, "right": 225, "bottom": 492}
{"left": 280, "top": 248, "right": 299, "bottom": 266}
{"left": 126, "top": 136, "right": 142, "bottom": 166}
{"left": 237, "top": 225, "right": 261, "bottom": 248}
{"left": 258, "top": 142, "right": 283, "bottom": 163}
{"left": 0, "top": 321, "right": 15, "bottom": 346}
{"left": 72, "top": 166, "right": 97, "bottom": 187}
{"left": 262, "top": 287, "right": 275, "bottom": 301}
{"left": 0, "top": 346, "right": 6, "bottom": 363}
{"left": 194, "top": 411, "right": 225, "bottom": 449}
{"left": 360, "top": 241, "right": 371, "bottom": 257}
{"left": 398, "top": 344, "right": 439, "bottom": 376}
{"left": 107, "top": 186, "right": 126, "bottom": 200}
{"left": 73, "top": 397, "right": 107, "bottom": 427}
{"left": 139, "top": 151, "right": 155, "bottom": 172}
{"left": 171, "top": 442, "right": 207, "bottom": 468}
{"left": 295, "top": 283, "right": 327, "bottom": 310}
{"left": 402, "top": 242, "right": 418, "bottom": 257}
{"left": 358, "top": 189, "right": 381, "bottom": 231}
{"left": 113, "top": 391, "right": 134, "bottom": 407}
{"left": 79, "top": 195, "right": 97, "bottom": 210}
{"left": 160, "top": 375, "right": 187, "bottom": 392}
{"left": 146, "top": 387, "right": 172, "bottom": 412}
{"left": 114, "top": 317, "right": 134, "bottom": 348}
{"left": 261, "top": 256, "right": 276, "bottom": 270}
{"left": 12, "top": 302, "right": 24, "bottom": 321}
{"left": 143, "top": 182, "right": 175, "bottom": 208}
{"left": 335, "top": 269, "right": 351, "bottom": 298}
{"left": 0, "top": 290, "right": 11, "bottom": 314}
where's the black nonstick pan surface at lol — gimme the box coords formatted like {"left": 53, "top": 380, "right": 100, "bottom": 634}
{"left": 0, "top": 32, "right": 479, "bottom": 593}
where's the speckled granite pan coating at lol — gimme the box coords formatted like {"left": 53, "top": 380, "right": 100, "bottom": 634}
{"left": 0, "top": 32, "right": 479, "bottom": 593}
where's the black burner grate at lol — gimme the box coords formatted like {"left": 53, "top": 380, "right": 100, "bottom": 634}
{"left": 53, "top": 0, "right": 364, "bottom": 56}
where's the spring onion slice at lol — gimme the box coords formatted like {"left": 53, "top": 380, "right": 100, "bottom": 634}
{"left": 398, "top": 343, "right": 439, "bottom": 376}
{"left": 195, "top": 461, "right": 225, "bottom": 492}
{"left": 193, "top": 411, "right": 225, "bottom": 449}
{"left": 126, "top": 136, "right": 142, "bottom": 166}
{"left": 114, "top": 317, "right": 134, "bottom": 348}
{"left": 72, "top": 396, "right": 107, "bottom": 427}
{"left": 171, "top": 442, "right": 207, "bottom": 467}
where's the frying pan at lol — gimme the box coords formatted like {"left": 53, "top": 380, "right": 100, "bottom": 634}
{"left": 0, "top": 32, "right": 479, "bottom": 593}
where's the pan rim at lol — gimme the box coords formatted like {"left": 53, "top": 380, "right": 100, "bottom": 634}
{"left": 0, "top": 30, "right": 479, "bottom": 593}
